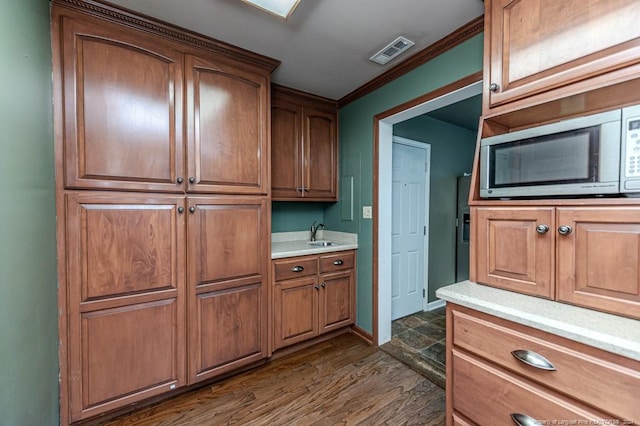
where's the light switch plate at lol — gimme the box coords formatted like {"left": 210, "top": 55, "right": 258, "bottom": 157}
{"left": 362, "top": 206, "right": 372, "bottom": 219}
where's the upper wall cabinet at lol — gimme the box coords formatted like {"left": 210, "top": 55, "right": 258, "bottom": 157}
{"left": 59, "top": 11, "right": 271, "bottom": 195}
{"left": 484, "top": 0, "right": 640, "bottom": 116}
{"left": 271, "top": 86, "right": 338, "bottom": 201}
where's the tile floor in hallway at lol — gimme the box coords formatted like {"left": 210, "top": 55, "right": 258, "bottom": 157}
{"left": 379, "top": 307, "right": 447, "bottom": 388}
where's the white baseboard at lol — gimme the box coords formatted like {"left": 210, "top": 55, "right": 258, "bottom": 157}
{"left": 425, "top": 298, "right": 446, "bottom": 311}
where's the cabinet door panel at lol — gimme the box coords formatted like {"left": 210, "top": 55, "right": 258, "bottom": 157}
{"left": 488, "top": 0, "right": 640, "bottom": 108}
{"left": 476, "top": 208, "right": 554, "bottom": 298}
{"left": 303, "top": 108, "right": 337, "bottom": 200}
{"left": 188, "top": 198, "right": 265, "bottom": 285}
{"left": 271, "top": 100, "right": 302, "bottom": 198}
{"left": 187, "top": 197, "right": 268, "bottom": 383}
{"left": 191, "top": 283, "right": 265, "bottom": 382}
{"left": 319, "top": 270, "right": 355, "bottom": 333}
{"left": 186, "top": 55, "right": 268, "bottom": 194}
{"left": 71, "top": 299, "right": 182, "bottom": 421}
{"left": 557, "top": 207, "right": 640, "bottom": 320}
{"left": 61, "top": 16, "right": 184, "bottom": 192}
{"left": 66, "top": 193, "right": 185, "bottom": 301}
{"left": 273, "top": 277, "right": 319, "bottom": 349}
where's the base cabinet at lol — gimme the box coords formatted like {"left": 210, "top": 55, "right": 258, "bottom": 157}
{"left": 272, "top": 251, "right": 356, "bottom": 350}
{"left": 446, "top": 304, "right": 640, "bottom": 425}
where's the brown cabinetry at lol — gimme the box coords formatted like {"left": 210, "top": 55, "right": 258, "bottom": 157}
{"left": 271, "top": 86, "right": 338, "bottom": 201}
{"left": 474, "top": 206, "right": 640, "bottom": 320}
{"left": 52, "top": 2, "right": 278, "bottom": 424}
{"left": 484, "top": 0, "right": 640, "bottom": 115}
{"left": 447, "top": 304, "right": 639, "bottom": 425}
{"left": 272, "top": 251, "right": 356, "bottom": 350}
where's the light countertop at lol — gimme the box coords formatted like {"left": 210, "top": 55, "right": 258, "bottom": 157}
{"left": 271, "top": 230, "right": 358, "bottom": 259}
{"left": 436, "top": 281, "right": 640, "bottom": 362}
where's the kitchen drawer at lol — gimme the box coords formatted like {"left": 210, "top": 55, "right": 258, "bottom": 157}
{"left": 319, "top": 251, "right": 355, "bottom": 273}
{"left": 452, "top": 308, "right": 640, "bottom": 421}
{"left": 452, "top": 350, "right": 611, "bottom": 426}
{"left": 273, "top": 256, "right": 318, "bottom": 281}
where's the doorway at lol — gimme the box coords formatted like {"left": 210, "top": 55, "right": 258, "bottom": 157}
{"left": 391, "top": 137, "right": 430, "bottom": 320}
{"left": 374, "top": 75, "right": 482, "bottom": 345}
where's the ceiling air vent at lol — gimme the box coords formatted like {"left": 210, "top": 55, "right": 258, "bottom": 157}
{"left": 369, "top": 36, "right": 415, "bottom": 65}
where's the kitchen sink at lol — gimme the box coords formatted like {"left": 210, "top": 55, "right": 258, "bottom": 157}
{"left": 308, "top": 241, "right": 337, "bottom": 247}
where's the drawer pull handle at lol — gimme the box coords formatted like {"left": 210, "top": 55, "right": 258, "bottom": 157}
{"left": 290, "top": 266, "right": 304, "bottom": 273}
{"left": 333, "top": 260, "right": 344, "bottom": 266}
{"left": 511, "top": 350, "right": 556, "bottom": 371}
{"left": 510, "top": 413, "right": 542, "bottom": 426}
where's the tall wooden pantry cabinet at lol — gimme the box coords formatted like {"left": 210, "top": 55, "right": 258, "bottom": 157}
{"left": 51, "top": 1, "right": 279, "bottom": 424}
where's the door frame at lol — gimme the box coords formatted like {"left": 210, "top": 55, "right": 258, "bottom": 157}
{"left": 373, "top": 72, "right": 482, "bottom": 346}
{"left": 392, "top": 136, "right": 431, "bottom": 315}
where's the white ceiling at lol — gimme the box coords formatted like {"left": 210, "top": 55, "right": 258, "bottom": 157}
{"left": 107, "top": 0, "right": 485, "bottom": 100}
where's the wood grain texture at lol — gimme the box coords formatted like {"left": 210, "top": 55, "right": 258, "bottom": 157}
{"left": 271, "top": 99, "right": 302, "bottom": 198}
{"left": 100, "top": 334, "right": 446, "bottom": 426}
{"left": 303, "top": 108, "right": 337, "bottom": 199}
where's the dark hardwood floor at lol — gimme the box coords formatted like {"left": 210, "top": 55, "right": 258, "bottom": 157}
{"left": 100, "top": 333, "right": 445, "bottom": 425}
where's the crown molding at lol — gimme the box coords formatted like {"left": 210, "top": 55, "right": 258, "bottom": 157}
{"left": 52, "top": 0, "right": 281, "bottom": 73}
{"left": 338, "top": 15, "right": 484, "bottom": 108}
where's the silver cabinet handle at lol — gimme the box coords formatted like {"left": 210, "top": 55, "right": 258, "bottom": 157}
{"left": 489, "top": 82, "right": 500, "bottom": 92}
{"left": 558, "top": 225, "right": 572, "bottom": 235}
{"left": 296, "top": 187, "right": 304, "bottom": 192}
{"left": 511, "top": 350, "right": 556, "bottom": 371}
{"left": 535, "top": 224, "right": 549, "bottom": 234}
{"left": 333, "top": 260, "right": 344, "bottom": 266}
{"left": 177, "top": 207, "right": 184, "bottom": 214}
{"left": 290, "top": 266, "right": 304, "bottom": 272}
{"left": 511, "top": 413, "right": 542, "bottom": 426}
{"left": 321, "top": 282, "right": 326, "bottom": 288}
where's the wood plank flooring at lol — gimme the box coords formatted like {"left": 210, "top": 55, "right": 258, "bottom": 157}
{"left": 100, "top": 333, "right": 445, "bottom": 425}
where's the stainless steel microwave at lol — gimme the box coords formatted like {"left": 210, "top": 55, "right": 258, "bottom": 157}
{"left": 480, "top": 105, "right": 640, "bottom": 198}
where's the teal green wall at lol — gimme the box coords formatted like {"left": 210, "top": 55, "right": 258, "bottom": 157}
{"left": 272, "top": 202, "right": 325, "bottom": 232}
{"left": 394, "top": 117, "right": 476, "bottom": 301}
{"left": 0, "top": 0, "right": 59, "bottom": 424}
{"left": 324, "top": 34, "right": 483, "bottom": 332}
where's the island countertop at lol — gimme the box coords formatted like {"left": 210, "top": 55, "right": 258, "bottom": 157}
{"left": 271, "top": 230, "right": 358, "bottom": 259}
{"left": 436, "top": 280, "right": 640, "bottom": 362}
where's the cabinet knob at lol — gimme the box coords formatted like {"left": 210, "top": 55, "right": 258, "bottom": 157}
{"left": 189, "top": 206, "right": 196, "bottom": 213}
{"left": 558, "top": 225, "right": 572, "bottom": 235}
{"left": 535, "top": 224, "right": 549, "bottom": 234}
{"left": 176, "top": 177, "right": 184, "bottom": 184}
{"left": 177, "top": 207, "right": 184, "bottom": 214}
{"left": 321, "top": 282, "right": 326, "bottom": 288}
{"left": 188, "top": 176, "right": 196, "bottom": 184}
{"left": 314, "top": 285, "right": 320, "bottom": 290}
{"left": 510, "top": 413, "right": 541, "bottom": 426}
{"left": 511, "top": 350, "right": 556, "bottom": 371}
{"left": 290, "top": 266, "right": 304, "bottom": 272}
{"left": 296, "top": 187, "right": 304, "bottom": 192}
{"left": 333, "top": 260, "right": 344, "bottom": 266}
{"left": 489, "top": 82, "right": 500, "bottom": 92}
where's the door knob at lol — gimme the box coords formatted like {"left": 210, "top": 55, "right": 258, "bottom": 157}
{"left": 489, "top": 82, "right": 500, "bottom": 92}
{"left": 176, "top": 177, "right": 184, "bottom": 184}
{"left": 535, "top": 224, "right": 549, "bottom": 234}
{"left": 188, "top": 176, "right": 196, "bottom": 184}
{"left": 177, "top": 207, "right": 184, "bottom": 214}
{"left": 558, "top": 225, "right": 572, "bottom": 235}
{"left": 189, "top": 206, "right": 196, "bottom": 213}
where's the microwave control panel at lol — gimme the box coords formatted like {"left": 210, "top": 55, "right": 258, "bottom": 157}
{"left": 622, "top": 104, "right": 640, "bottom": 192}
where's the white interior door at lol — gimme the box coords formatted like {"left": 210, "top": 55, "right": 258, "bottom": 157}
{"left": 391, "top": 139, "right": 429, "bottom": 320}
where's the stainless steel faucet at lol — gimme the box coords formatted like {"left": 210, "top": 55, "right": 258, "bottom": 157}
{"left": 310, "top": 221, "right": 325, "bottom": 241}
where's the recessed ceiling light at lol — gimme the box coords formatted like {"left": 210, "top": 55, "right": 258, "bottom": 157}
{"left": 241, "top": 0, "right": 301, "bottom": 19}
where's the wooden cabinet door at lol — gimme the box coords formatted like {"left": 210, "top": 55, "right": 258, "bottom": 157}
{"left": 273, "top": 276, "right": 319, "bottom": 350}
{"left": 476, "top": 208, "right": 554, "bottom": 299}
{"left": 303, "top": 108, "right": 338, "bottom": 200}
{"left": 187, "top": 196, "right": 268, "bottom": 383}
{"left": 486, "top": 0, "right": 640, "bottom": 109}
{"left": 557, "top": 207, "right": 640, "bottom": 320}
{"left": 65, "top": 193, "right": 186, "bottom": 421}
{"left": 59, "top": 15, "right": 184, "bottom": 192}
{"left": 319, "top": 270, "right": 355, "bottom": 334}
{"left": 272, "top": 99, "right": 303, "bottom": 199}
{"left": 185, "top": 54, "right": 269, "bottom": 195}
